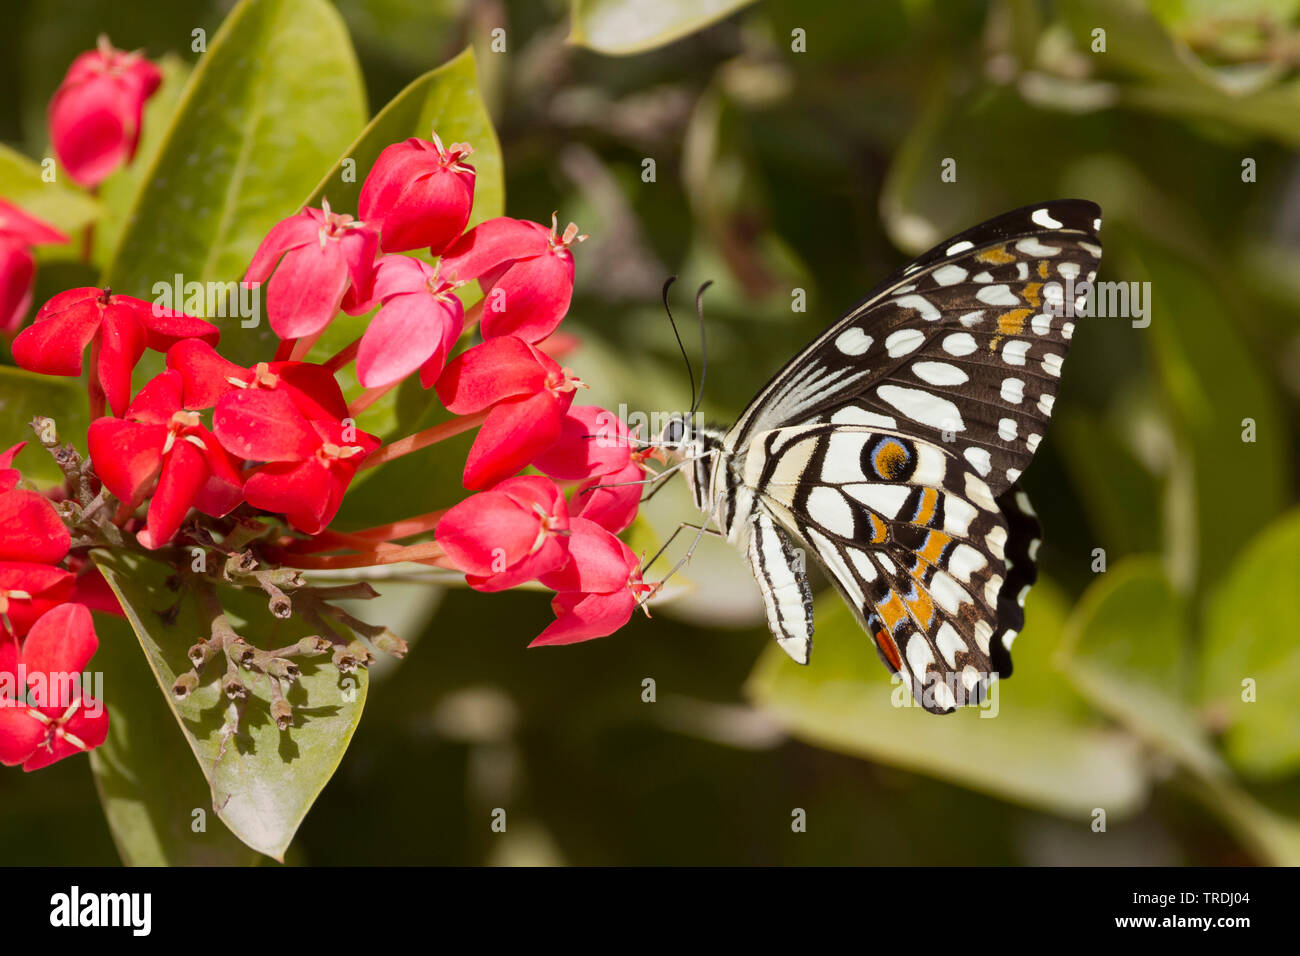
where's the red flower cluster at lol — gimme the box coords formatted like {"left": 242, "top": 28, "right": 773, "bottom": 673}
{"left": 2, "top": 34, "right": 663, "bottom": 776}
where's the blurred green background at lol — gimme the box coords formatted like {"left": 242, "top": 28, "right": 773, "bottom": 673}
{"left": 2, "top": 0, "right": 1299, "bottom": 865}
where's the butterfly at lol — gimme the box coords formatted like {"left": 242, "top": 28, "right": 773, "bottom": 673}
{"left": 658, "top": 200, "right": 1102, "bottom": 713}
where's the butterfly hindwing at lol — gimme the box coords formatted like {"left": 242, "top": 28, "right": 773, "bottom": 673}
{"left": 727, "top": 199, "right": 1101, "bottom": 501}
{"left": 737, "top": 424, "right": 1024, "bottom": 712}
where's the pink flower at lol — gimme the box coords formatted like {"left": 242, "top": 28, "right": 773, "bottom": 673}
{"left": 0, "top": 201, "right": 68, "bottom": 335}
{"left": 435, "top": 336, "right": 585, "bottom": 490}
{"left": 244, "top": 201, "right": 379, "bottom": 341}
{"left": 359, "top": 132, "right": 476, "bottom": 255}
{"left": 12, "top": 287, "right": 218, "bottom": 418}
{"left": 48, "top": 36, "right": 162, "bottom": 187}
{"left": 439, "top": 215, "right": 584, "bottom": 343}
{"left": 0, "top": 604, "right": 109, "bottom": 771}
{"left": 87, "top": 370, "right": 244, "bottom": 549}
{"left": 355, "top": 255, "right": 464, "bottom": 389}
{"left": 531, "top": 518, "right": 650, "bottom": 646}
{"left": 435, "top": 476, "right": 570, "bottom": 592}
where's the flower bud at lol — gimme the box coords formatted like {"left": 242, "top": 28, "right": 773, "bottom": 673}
{"left": 172, "top": 670, "right": 199, "bottom": 699}
{"left": 359, "top": 132, "right": 475, "bottom": 254}
{"left": 48, "top": 36, "right": 162, "bottom": 187}
{"left": 271, "top": 698, "right": 294, "bottom": 731}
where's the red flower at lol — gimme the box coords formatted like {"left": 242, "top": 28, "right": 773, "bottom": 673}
{"left": 0, "top": 563, "right": 74, "bottom": 638}
{"left": 435, "top": 476, "right": 570, "bottom": 592}
{"left": 0, "top": 442, "right": 27, "bottom": 493}
{"left": 87, "top": 370, "right": 244, "bottom": 549}
{"left": 244, "top": 201, "right": 379, "bottom": 341}
{"left": 532, "top": 405, "right": 634, "bottom": 480}
{"left": 355, "top": 255, "right": 464, "bottom": 389}
{"left": 0, "top": 487, "right": 71, "bottom": 566}
{"left": 48, "top": 36, "right": 161, "bottom": 187}
{"left": 0, "top": 603, "right": 108, "bottom": 771}
{"left": 12, "top": 287, "right": 218, "bottom": 418}
{"left": 436, "top": 336, "right": 585, "bottom": 490}
{"left": 167, "top": 339, "right": 349, "bottom": 420}
{"left": 239, "top": 417, "right": 381, "bottom": 535}
{"left": 531, "top": 518, "right": 650, "bottom": 646}
{"left": 0, "top": 201, "right": 68, "bottom": 335}
{"left": 439, "top": 215, "right": 584, "bottom": 343}
{"left": 358, "top": 132, "right": 476, "bottom": 255}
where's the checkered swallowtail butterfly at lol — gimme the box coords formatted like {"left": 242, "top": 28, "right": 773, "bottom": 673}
{"left": 662, "top": 200, "right": 1102, "bottom": 713}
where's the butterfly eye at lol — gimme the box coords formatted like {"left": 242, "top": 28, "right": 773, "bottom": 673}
{"left": 661, "top": 418, "right": 688, "bottom": 447}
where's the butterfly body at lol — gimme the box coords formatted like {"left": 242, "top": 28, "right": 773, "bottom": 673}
{"left": 663, "top": 200, "right": 1102, "bottom": 714}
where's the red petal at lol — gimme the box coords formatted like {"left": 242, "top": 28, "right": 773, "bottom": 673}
{"left": 538, "top": 517, "right": 636, "bottom": 593}
{"left": 10, "top": 296, "right": 101, "bottom": 377}
{"left": 243, "top": 211, "right": 319, "bottom": 285}
{"left": 0, "top": 199, "right": 69, "bottom": 246}
{"left": 438, "top": 218, "right": 549, "bottom": 282}
{"left": 435, "top": 490, "right": 535, "bottom": 576}
{"left": 462, "top": 389, "right": 569, "bottom": 490}
{"left": 166, "top": 338, "right": 246, "bottom": 409}
{"left": 243, "top": 459, "right": 335, "bottom": 534}
{"left": 21, "top": 700, "right": 109, "bottom": 770}
{"left": 20, "top": 602, "right": 98, "bottom": 677}
{"left": 86, "top": 417, "right": 165, "bottom": 507}
{"left": 97, "top": 309, "right": 147, "bottom": 418}
{"left": 0, "top": 489, "right": 71, "bottom": 563}
{"left": 268, "top": 362, "right": 351, "bottom": 421}
{"left": 0, "top": 563, "right": 75, "bottom": 636}
{"left": 435, "top": 336, "right": 549, "bottom": 413}
{"left": 48, "top": 74, "right": 131, "bottom": 187}
{"left": 137, "top": 440, "right": 209, "bottom": 549}
{"left": 0, "top": 709, "right": 43, "bottom": 767}
{"left": 213, "top": 388, "right": 319, "bottom": 462}
{"left": 265, "top": 241, "right": 350, "bottom": 339}
{"left": 532, "top": 405, "right": 632, "bottom": 480}
{"left": 575, "top": 460, "right": 644, "bottom": 534}
{"left": 128, "top": 294, "right": 220, "bottom": 352}
{"left": 479, "top": 249, "right": 574, "bottom": 342}
{"left": 357, "top": 292, "right": 463, "bottom": 388}
{"left": 530, "top": 589, "right": 636, "bottom": 646}
{"left": 0, "top": 239, "right": 35, "bottom": 334}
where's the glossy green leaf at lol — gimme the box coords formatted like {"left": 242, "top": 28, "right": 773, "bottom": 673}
{"left": 748, "top": 580, "right": 1147, "bottom": 817}
{"left": 93, "top": 549, "right": 368, "bottom": 861}
{"left": 0, "top": 364, "right": 89, "bottom": 488}
{"left": 1059, "top": 557, "right": 1221, "bottom": 778}
{"left": 0, "top": 142, "right": 100, "bottom": 240}
{"left": 1201, "top": 510, "right": 1300, "bottom": 779}
{"left": 301, "top": 47, "right": 502, "bottom": 441}
{"left": 104, "top": 0, "right": 367, "bottom": 367}
{"left": 89, "top": 613, "right": 260, "bottom": 866}
{"left": 569, "top": 0, "right": 758, "bottom": 56}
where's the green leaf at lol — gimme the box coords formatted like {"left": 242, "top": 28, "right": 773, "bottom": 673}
{"left": 89, "top": 613, "right": 260, "bottom": 866}
{"left": 300, "top": 46, "right": 502, "bottom": 440}
{"left": 569, "top": 0, "right": 758, "bottom": 55}
{"left": 1059, "top": 557, "right": 1222, "bottom": 778}
{"left": 0, "top": 365, "right": 88, "bottom": 488}
{"left": 92, "top": 549, "right": 368, "bottom": 862}
{"left": 104, "top": 0, "right": 367, "bottom": 367}
{"left": 0, "top": 143, "right": 100, "bottom": 240}
{"left": 1201, "top": 509, "right": 1300, "bottom": 779}
{"left": 747, "top": 579, "right": 1147, "bottom": 817}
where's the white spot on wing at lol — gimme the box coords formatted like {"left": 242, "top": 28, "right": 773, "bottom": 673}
{"left": 976, "top": 284, "right": 1019, "bottom": 307}
{"left": 1031, "top": 208, "right": 1063, "bottom": 229}
{"left": 834, "top": 327, "right": 873, "bottom": 356}
{"left": 913, "top": 361, "right": 968, "bottom": 386}
{"left": 942, "top": 332, "right": 976, "bottom": 356}
{"left": 885, "top": 328, "right": 925, "bottom": 357}
{"left": 877, "top": 385, "right": 964, "bottom": 430}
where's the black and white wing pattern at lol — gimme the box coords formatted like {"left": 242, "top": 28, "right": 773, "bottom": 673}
{"left": 726, "top": 200, "right": 1102, "bottom": 499}
{"left": 712, "top": 200, "right": 1100, "bottom": 713}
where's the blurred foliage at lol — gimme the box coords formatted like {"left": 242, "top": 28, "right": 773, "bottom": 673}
{"left": 1, "top": 0, "right": 1299, "bottom": 865}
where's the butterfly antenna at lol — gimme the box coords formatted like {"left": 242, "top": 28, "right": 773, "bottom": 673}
{"left": 661, "top": 276, "right": 696, "bottom": 414}
{"left": 692, "top": 280, "right": 712, "bottom": 415}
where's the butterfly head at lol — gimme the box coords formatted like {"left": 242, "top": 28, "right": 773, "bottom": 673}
{"left": 654, "top": 414, "right": 726, "bottom": 514}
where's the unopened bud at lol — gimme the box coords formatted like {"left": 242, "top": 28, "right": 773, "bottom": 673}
{"left": 266, "top": 658, "right": 300, "bottom": 682}
{"left": 294, "top": 635, "right": 332, "bottom": 656}
{"left": 226, "top": 637, "right": 256, "bottom": 667}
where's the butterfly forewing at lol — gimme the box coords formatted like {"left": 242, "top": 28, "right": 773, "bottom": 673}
{"left": 727, "top": 200, "right": 1101, "bottom": 501}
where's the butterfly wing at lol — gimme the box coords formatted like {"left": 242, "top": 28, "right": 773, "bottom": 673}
{"left": 726, "top": 199, "right": 1101, "bottom": 501}
{"left": 737, "top": 423, "right": 1040, "bottom": 713}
